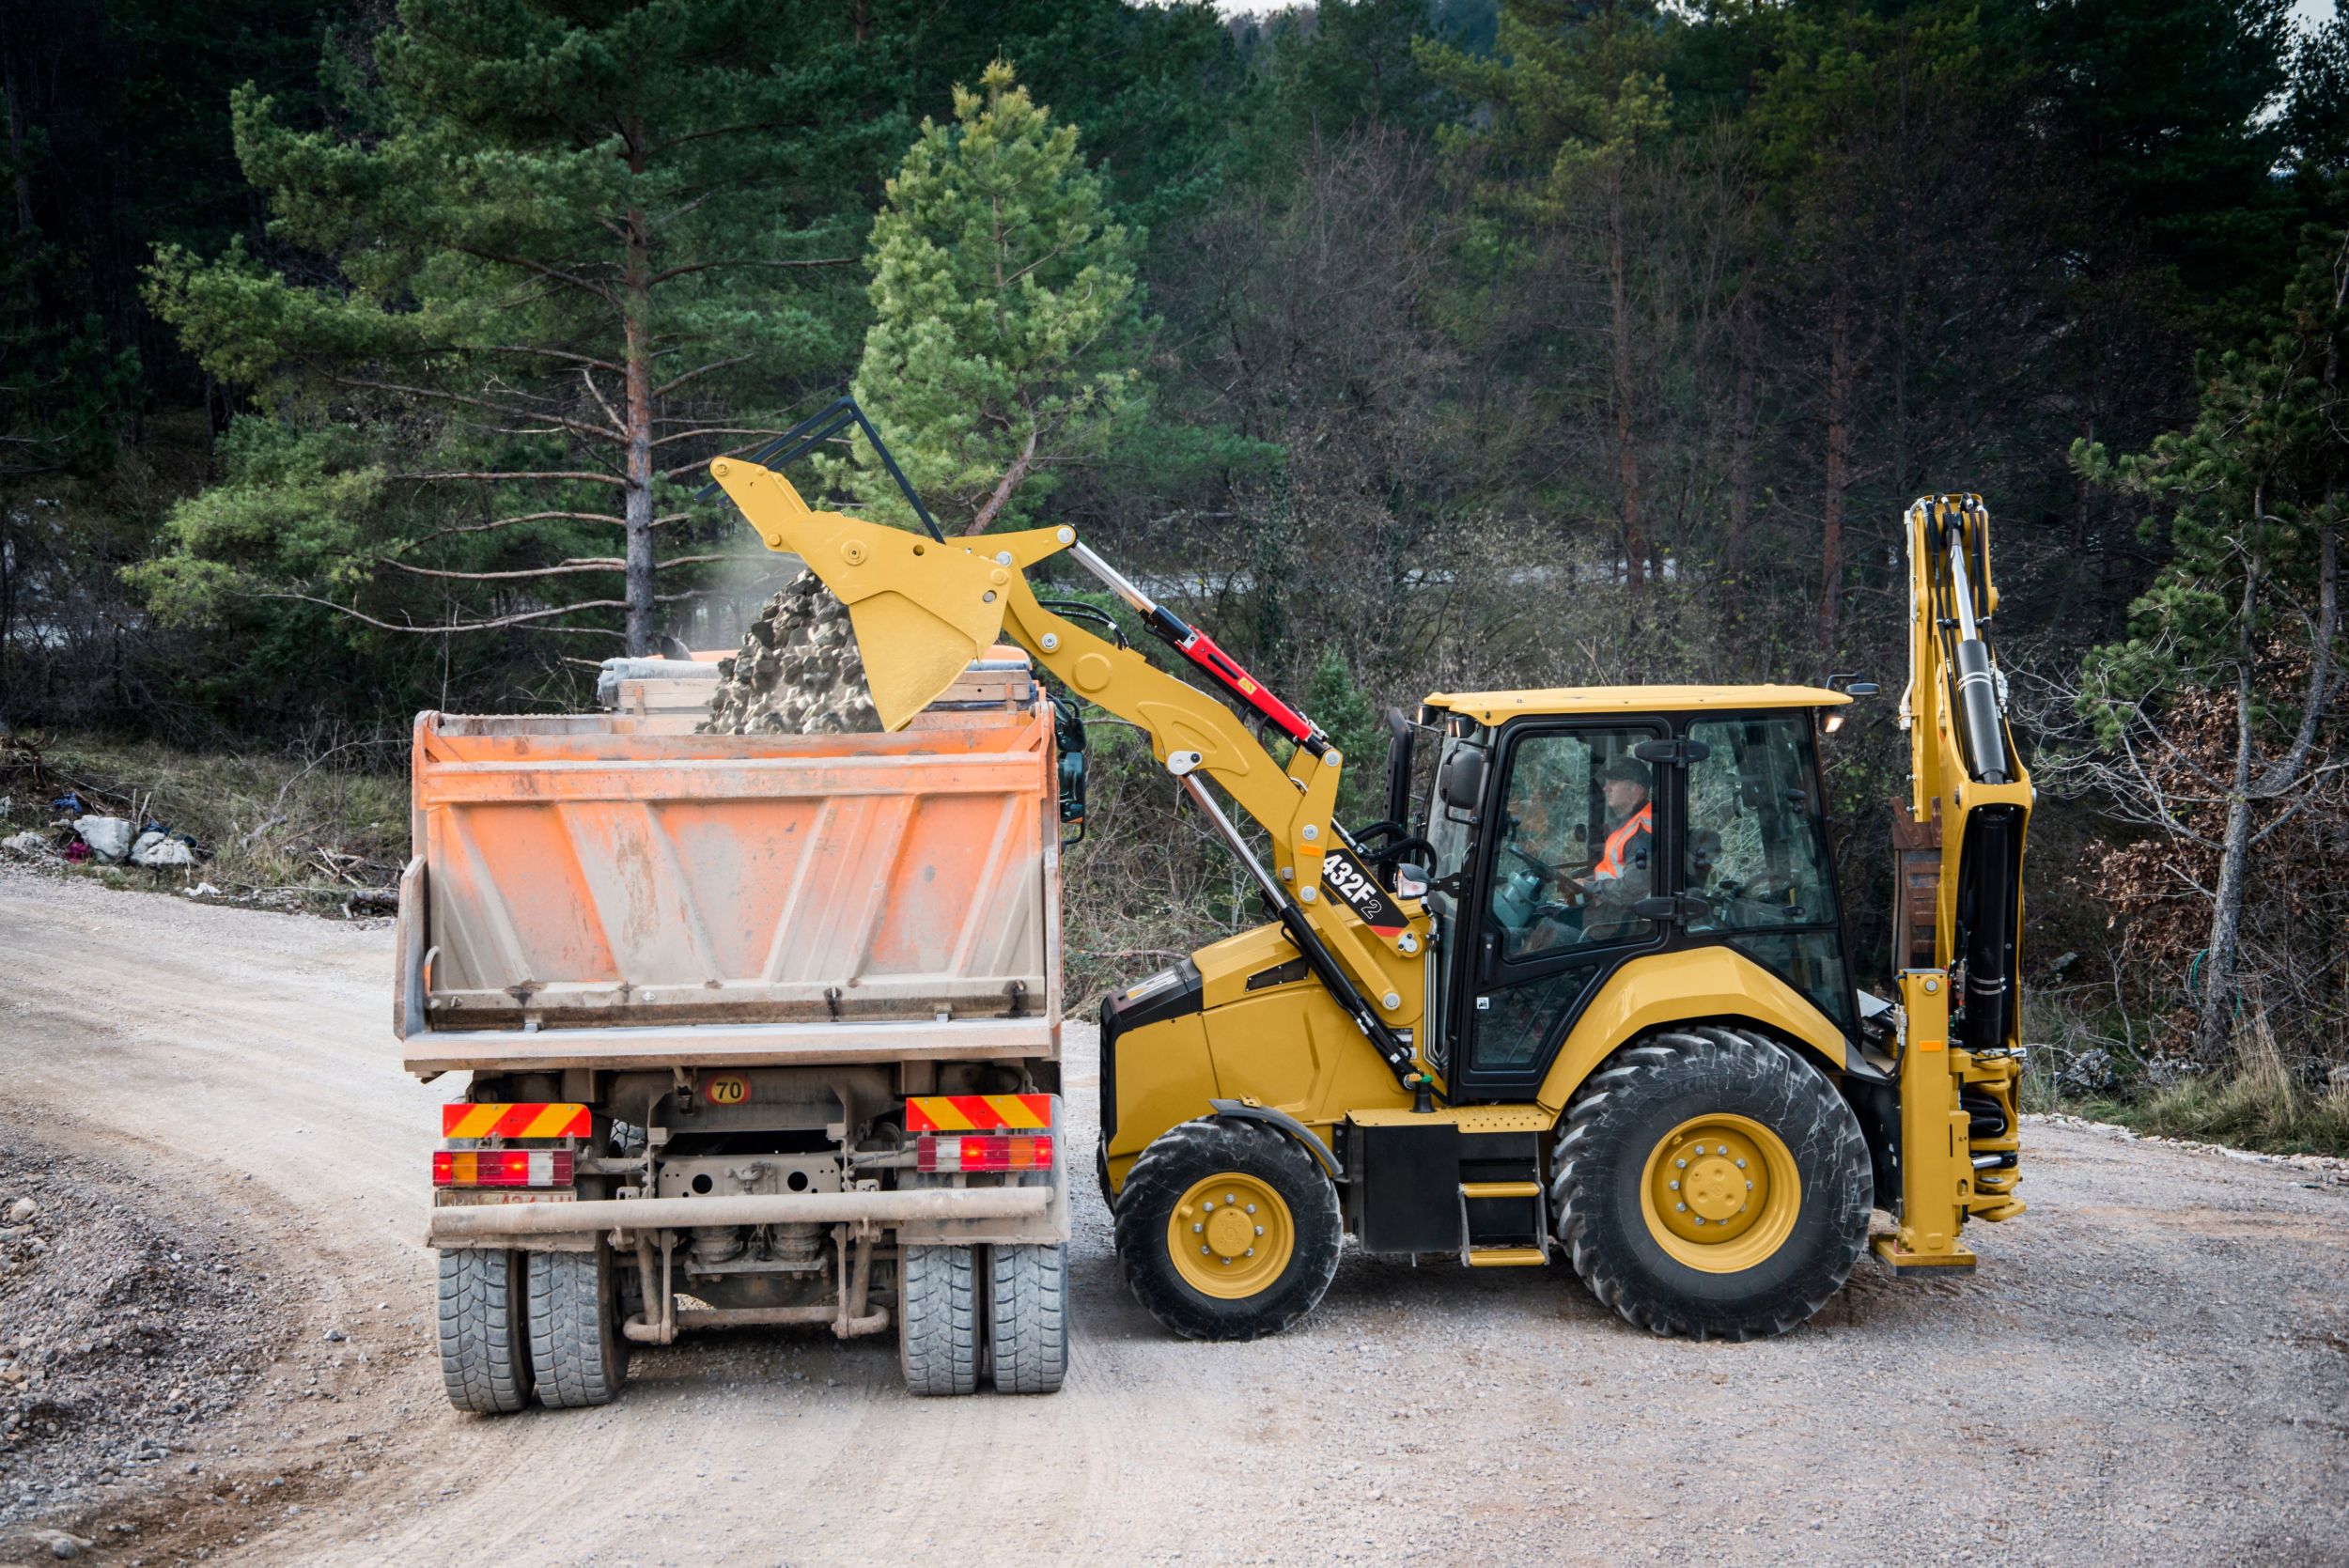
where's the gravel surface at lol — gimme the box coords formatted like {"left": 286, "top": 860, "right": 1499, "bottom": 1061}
{"left": 2, "top": 864, "right": 2345, "bottom": 1566}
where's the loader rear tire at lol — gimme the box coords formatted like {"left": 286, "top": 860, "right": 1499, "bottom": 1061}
{"left": 899, "top": 1245, "right": 980, "bottom": 1396}
{"left": 988, "top": 1243, "right": 1068, "bottom": 1394}
{"left": 1114, "top": 1116, "right": 1340, "bottom": 1342}
{"left": 437, "top": 1248, "right": 533, "bottom": 1415}
{"left": 1552, "top": 1027, "right": 1870, "bottom": 1341}
{"left": 528, "top": 1246, "right": 629, "bottom": 1408}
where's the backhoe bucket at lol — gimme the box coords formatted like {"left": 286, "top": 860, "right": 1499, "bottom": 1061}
{"left": 709, "top": 458, "right": 1009, "bottom": 730}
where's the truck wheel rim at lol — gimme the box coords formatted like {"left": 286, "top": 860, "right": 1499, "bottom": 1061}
{"left": 1167, "top": 1173, "right": 1294, "bottom": 1298}
{"left": 1639, "top": 1112, "right": 1800, "bottom": 1274}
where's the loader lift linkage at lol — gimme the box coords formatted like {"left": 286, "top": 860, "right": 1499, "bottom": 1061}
{"left": 711, "top": 428, "right": 2030, "bottom": 1341}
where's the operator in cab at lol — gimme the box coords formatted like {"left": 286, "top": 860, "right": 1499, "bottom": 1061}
{"left": 1503, "top": 753, "right": 1655, "bottom": 955}
{"left": 1582, "top": 756, "right": 1655, "bottom": 938}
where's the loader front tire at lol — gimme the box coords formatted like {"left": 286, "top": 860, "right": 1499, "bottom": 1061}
{"left": 988, "top": 1243, "right": 1068, "bottom": 1394}
{"left": 1552, "top": 1027, "right": 1870, "bottom": 1341}
{"left": 899, "top": 1245, "right": 981, "bottom": 1396}
{"left": 1114, "top": 1116, "right": 1340, "bottom": 1342}
{"left": 528, "top": 1245, "right": 629, "bottom": 1408}
{"left": 437, "top": 1248, "right": 533, "bottom": 1415}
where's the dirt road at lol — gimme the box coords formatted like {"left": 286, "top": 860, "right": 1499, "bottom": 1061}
{"left": 1, "top": 866, "right": 2345, "bottom": 1566}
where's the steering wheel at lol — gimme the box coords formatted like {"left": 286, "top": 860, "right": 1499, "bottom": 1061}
{"left": 1502, "top": 842, "right": 1561, "bottom": 885}
{"left": 1740, "top": 872, "right": 1798, "bottom": 901}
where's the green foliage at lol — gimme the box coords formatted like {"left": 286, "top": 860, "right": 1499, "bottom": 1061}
{"left": 1419, "top": 0, "right": 1673, "bottom": 220}
{"left": 844, "top": 62, "right": 1150, "bottom": 536}
{"left": 1301, "top": 645, "right": 1386, "bottom": 820}
{"left": 2076, "top": 235, "right": 2349, "bottom": 735}
{"left": 143, "top": 0, "right": 906, "bottom": 658}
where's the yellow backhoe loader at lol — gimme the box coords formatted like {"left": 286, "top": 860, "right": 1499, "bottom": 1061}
{"left": 712, "top": 441, "right": 2028, "bottom": 1341}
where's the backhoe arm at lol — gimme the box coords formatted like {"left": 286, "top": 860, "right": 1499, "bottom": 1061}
{"left": 709, "top": 457, "right": 1427, "bottom": 1088}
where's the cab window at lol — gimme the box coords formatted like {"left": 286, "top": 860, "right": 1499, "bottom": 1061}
{"left": 1491, "top": 728, "right": 1659, "bottom": 962}
{"left": 1684, "top": 714, "right": 1853, "bottom": 1032}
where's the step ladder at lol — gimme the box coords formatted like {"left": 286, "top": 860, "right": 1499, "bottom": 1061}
{"left": 1457, "top": 1179, "right": 1548, "bottom": 1267}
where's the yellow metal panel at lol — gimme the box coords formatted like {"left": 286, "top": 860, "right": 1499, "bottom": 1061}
{"left": 1349, "top": 1104, "right": 1553, "bottom": 1131}
{"left": 1423, "top": 684, "right": 1849, "bottom": 724}
{"left": 1873, "top": 969, "right": 1977, "bottom": 1270}
{"left": 1107, "top": 1011, "right": 1218, "bottom": 1162}
{"left": 1532, "top": 947, "right": 1849, "bottom": 1113}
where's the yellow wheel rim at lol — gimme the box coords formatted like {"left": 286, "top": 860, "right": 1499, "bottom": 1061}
{"left": 1166, "top": 1172, "right": 1295, "bottom": 1298}
{"left": 1639, "top": 1112, "right": 1800, "bottom": 1275}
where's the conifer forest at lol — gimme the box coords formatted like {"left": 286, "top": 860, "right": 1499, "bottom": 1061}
{"left": 5, "top": 0, "right": 2348, "bottom": 1148}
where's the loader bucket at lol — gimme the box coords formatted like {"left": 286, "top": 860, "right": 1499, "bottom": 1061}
{"left": 710, "top": 458, "right": 1010, "bottom": 730}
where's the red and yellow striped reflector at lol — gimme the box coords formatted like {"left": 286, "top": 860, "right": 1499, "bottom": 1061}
{"left": 441, "top": 1102, "right": 591, "bottom": 1140}
{"left": 916, "top": 1133, "right": 1054, "bottom": 1174}
{"left": 433, "top": 1149, "right": 574, "bottom": 1188}
{"left": 903, "top": 1094, "right": 1053, "bottom": 1133}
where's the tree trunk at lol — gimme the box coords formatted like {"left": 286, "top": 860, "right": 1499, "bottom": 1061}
{"left": 623, "top": 195, "right": 655, "bottom": 657}
{"left": 1609, "top": 165, "right": 1644, "bottom": 591}
{"left": 1726, "top": 291, "right": 1756, "bottom": 595}
{"left": 4, "top": 35, "right": 32, "bottom": 234}
{"left": 2196, "top": 648, "right": 2260, "bottom": 1063}
{"left": 1818, "top": 279, "right": 1852, "bottom": 660}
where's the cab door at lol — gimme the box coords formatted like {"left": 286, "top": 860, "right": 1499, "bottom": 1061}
{"left": 1445, "top": 721, "right": 1670, "bottom": 1101}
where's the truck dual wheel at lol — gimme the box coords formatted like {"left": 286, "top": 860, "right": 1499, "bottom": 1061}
{"left": 1114, "top": 1115, "right": 1342, "bottom": 1341}
{"left": 437, "top": 1248, "right": 533, "bottom": 1414}
{"left": 900, "top": 1244, "right": 981, "bottom": 1396}
{"left": 988, "top": 1244, "right": 1068, "bottom": 1394}
{"left": 528, "top": 1245, "right": 630, "bottom": 1408}
{"left": 1552, "top": 1027, "right": 1871, "bottom": 1340}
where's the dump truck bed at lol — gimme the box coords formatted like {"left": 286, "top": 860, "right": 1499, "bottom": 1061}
{"left": 396, "top": 660, "right": 1060, "bottom": 1077}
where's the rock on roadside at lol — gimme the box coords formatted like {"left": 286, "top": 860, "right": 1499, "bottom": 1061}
{"left": 128, "top": 831, "right": 193, "bottom": 869}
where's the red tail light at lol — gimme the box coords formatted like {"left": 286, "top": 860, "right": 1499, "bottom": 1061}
{"left": 433, "top": 1149, "right": 574, "bottom": 1188}
{"left": 916, "top": 1132, "right": 1054, "bottom": 1174}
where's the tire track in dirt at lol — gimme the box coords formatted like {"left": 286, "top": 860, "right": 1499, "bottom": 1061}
{"left": 4, "top": 865, "right": 2347, "bottom": 1566}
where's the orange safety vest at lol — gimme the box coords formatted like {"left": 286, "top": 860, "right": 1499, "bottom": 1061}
{"left": 1592, "top": 802, "right": 1654, "bottom": 880}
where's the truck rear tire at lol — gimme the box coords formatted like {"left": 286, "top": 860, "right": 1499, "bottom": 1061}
{"left": 1552, "top": 1026, "right": 1871, "bottom": 1341}
{"left": 528, "top": 1246, "right": 629, "bottom": 1408}
{"left": 899, "top": 1245, "right": 980, "bottom": 1396}
{"left": 437, "top": 1248, "right": 533, "bottom": 1414}
{"left": 1113, "top": 1115, "right": 1341, "bottom": 1342}
{"left": 988, "top": 1244, "right": 1067, "bottom": 1394}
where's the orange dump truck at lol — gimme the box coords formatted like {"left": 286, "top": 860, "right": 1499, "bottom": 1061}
{"left": 397, "top": 654, "right": 1072, "bottom": 1407}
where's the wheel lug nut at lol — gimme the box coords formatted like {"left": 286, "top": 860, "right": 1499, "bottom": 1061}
{"left": 1193, "top": 1223, "right": 1204, "bottom": 1233}
{"left": 1201, "top": 1245, "right": 1210, "bottom": 1255}
{"left": 1735, "top": 1158, "right": 1747, "bottom": 1170}
{"left": 1675, "top": 1202, "right": 1687, "bottom": 1213}
{"left": 1668, "top": 1180, "right": 1680, "bottom": 1191}
{"left": 1244, "top": 1248, "right": 1254, "bottom": 1257}
{"left": 1245, "top": 1204, "right": 1257, "bottom": 1215}
{"left": 1254, "top": 1225, "right": 1264, "bottom": 1235}
{"left": 1675, "top": 1158, "right": 1687, "bottom": 1169}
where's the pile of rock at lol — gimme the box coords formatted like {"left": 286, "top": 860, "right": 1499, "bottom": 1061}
{"left": 699, "top": 570, "right": 883, "bottom": 737}
{"left": 0, "top": 809, "right": 194, "bottom": 869}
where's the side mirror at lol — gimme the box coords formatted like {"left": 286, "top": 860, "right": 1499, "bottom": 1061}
{"left": 1383, "top": 706, "right": 1415, "bottom": 830}
{"left": 1439, "top": 746, "right": 1486, "bottom": 813}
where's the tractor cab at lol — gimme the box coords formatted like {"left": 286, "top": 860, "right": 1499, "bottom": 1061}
{"left": 1397, "top": 686, "right": 1858, "bottom": 1105}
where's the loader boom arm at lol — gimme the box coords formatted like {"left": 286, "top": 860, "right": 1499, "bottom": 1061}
{"left": 709, "top": 458, "right": 1427, "bottom": 1088}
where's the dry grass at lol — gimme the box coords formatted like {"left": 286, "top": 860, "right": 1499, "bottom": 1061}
{"left": 0, "top": 729, "right": 407, "bottom": 912}
{"left": 2030, "top": 999, "right": 2349, "bottom": 1157}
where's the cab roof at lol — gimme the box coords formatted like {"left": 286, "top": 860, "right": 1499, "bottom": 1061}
{"left": 1423, "top": 684, "right": 1850, "bottom": 725}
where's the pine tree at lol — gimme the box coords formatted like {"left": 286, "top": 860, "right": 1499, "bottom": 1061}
{"left": 843, "top": 61, "right": 1149, "bottom": 536}
{"left": 141, "top": 0, "right": 904, "bottom": 656}
{"left": 2077, "top": 227, "right": 2349, "bottom": 1063}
